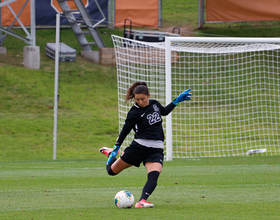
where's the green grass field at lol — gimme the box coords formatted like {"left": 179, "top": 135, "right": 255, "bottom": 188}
{"left": 1, "top": 0, "right": 280, "bottom": 219}
{"left": 1, "top": 157, "right": 279, "bottom": 220}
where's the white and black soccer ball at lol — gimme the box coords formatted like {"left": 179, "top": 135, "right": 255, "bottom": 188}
{"left": 114, "top": 190, "right": 134, "bottom": 209}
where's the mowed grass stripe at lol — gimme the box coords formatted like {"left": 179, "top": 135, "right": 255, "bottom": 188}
{"left": 1, "top": 185, "right": 279, "bottom": 213}
{"left": 0, "top": 158, "right": 279, "bottom": 219}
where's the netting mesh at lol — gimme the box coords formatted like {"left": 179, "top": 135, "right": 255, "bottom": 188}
{"left": 113, "top": 36, "right": 167, "bottom": 149}
{"left": 112, "top": 35, "right": 280, "bottom": 158}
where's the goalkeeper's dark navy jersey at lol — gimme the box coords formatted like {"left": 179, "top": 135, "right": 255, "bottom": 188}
{"left": 115, "top": 99, "right": 176, "bottom": 147}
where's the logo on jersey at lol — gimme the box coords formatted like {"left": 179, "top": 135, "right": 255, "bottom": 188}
{"left": 153, "top": 104, "right": 159, "bottom": 112}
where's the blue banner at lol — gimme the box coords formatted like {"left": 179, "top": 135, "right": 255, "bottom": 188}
{"left": 35, "top": 0, "right": 108, "bottom": 26}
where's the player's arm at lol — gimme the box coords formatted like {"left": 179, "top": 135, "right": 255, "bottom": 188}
{"left": 161, "top": 102, "right": 176, "bottom": 116}
{"left": 161, "top": 89, "right": 192, "bottom": 116}
{"left": 115, "top": 111, "right": 137, "bottom": 146}
{"left": 106, "top": 125, "right": 132, "bottom": 165}
{"left": 106, "top": 112, "right": 136, "bottom": 165}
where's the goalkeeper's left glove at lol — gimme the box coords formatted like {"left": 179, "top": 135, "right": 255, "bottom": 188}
{"left": 172, "top": 89, "right": 192, "bottom": 106}
{"left": 106, "top": 145, "right": 120, "bottom": 165}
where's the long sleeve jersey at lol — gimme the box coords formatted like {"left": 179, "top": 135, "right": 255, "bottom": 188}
{"left": 115, "top": 99, "right": 176, "bottom": 147}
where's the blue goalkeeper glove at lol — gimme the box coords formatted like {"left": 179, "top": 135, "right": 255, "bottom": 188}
{"left": 106, "top": 145, "right": 120, "bottom": 165}
{"left": 172, "top": 89, "right": 192, "bottom": 106}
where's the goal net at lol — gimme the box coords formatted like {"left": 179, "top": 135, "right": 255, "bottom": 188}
{"left": 112, "top": 35, "right": 280, "bottom": 160}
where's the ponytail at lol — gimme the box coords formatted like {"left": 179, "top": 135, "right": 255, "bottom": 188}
{"left": 125, "top": 81, "right": 150, "bottom": 103}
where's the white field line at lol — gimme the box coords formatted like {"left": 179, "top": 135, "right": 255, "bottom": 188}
{"left": 0, "top": 164, "right": 276, "bottom": 169}
{"left": 0, "top": 183, "right": 279, "bottom": 193}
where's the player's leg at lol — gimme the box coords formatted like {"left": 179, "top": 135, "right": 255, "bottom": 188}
{"left": 106, "top": 141, "right": 143, "bottom": 176}
{"left": 110, "top": 157, "right": 132, "bottom": 175}
{"left": 145, "top": 161, "right": 163, "bottom": 173}
{"left": 135, "top": 162, "right": 162, "bottom": 208}
{"left": 100, "top": 147, "right": 132, "bottom": 175}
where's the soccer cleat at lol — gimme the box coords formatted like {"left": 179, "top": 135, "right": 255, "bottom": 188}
{"left": 135, "top": 199, "right": 154, "bottom": 208}
{"left": 99, "top": 147, "right": 113, "bottom": 158}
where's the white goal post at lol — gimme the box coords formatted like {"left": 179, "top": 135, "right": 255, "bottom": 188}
{"left": 112, "top": 35, "right": 280, "bottom": 160}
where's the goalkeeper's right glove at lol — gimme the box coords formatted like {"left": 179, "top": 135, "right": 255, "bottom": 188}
{"left": 106, "top": 145, "right": 120, "bottom": 165}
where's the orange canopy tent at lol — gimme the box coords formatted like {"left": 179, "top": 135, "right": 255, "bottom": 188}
{"left": 114, "top": 0, "right": 160, "bottom": 28}
{"left": 206, "top": 0, "right": 280, "bottom": 22}
{"left": 1, "top": 0, "right": 30, "bottom": 26}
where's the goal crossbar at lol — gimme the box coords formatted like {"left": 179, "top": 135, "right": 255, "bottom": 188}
{"left": 166, "top": 37, "right": 280, "bottom": 44}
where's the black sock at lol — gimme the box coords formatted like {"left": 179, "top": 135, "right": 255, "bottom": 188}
{"left": 106, "top": 157, "right": 117, "bottom": 176}
{"left": 139, "top": 171, "right": 160, "bottom": 201}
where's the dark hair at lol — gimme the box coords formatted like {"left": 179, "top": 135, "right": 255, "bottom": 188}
{"left": 125, "top": 81, "right": 150, "bottom": 102}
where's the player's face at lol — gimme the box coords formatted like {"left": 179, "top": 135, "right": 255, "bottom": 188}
{"left": 134, "top": 93, "right": 150, "bottom": 108}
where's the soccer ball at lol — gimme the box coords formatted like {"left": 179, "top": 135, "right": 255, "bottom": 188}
{"left": 114, "top": 190, "right": 134, "bottom": 209}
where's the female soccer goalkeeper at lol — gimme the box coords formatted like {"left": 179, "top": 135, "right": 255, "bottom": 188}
{"left": 100, "top": 81, "right": 192, "bottom": 208}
